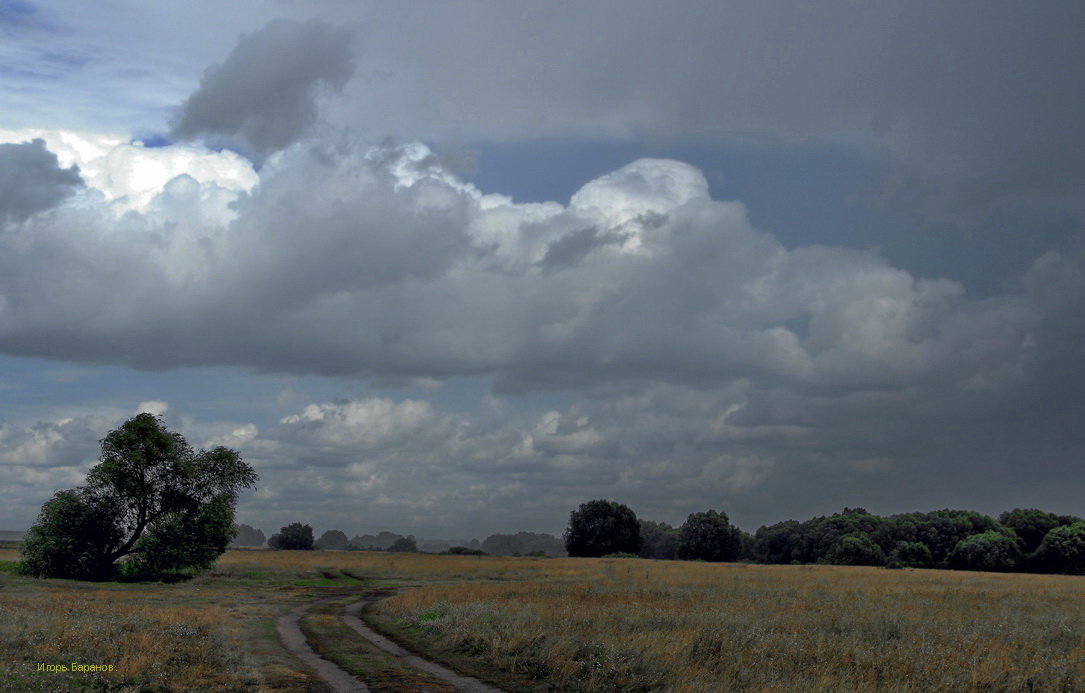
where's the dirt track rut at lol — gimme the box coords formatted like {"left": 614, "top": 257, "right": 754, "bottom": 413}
{"left": 277, "top": 592, "right": 504, "bottom": 692}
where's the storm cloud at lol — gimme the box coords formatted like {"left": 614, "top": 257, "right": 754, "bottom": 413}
{"left": 171, "top": 18, "right": 355, "bottom": 162}
{"left": 0, "top": 138, "right": 81, "bottom": 223}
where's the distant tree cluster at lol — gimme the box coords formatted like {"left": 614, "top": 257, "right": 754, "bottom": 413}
{"left": 752, "top": 507, "right": 1084, "bottom": 574}
{"left": 231, "top": 524, "right": 266, "bottom": 547}
{"left": 482, "top": 532, "right": 566, "bottom": 557}
{"left": 562, "top": 500, "right": 1084, "bottom": 575}
{"left": 268, "top": 522, "right": 314, "bottom": 550}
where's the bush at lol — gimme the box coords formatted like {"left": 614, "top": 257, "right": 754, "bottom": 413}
{"left": 1030, "top": 522, "right": 1085, "bottom": 574}
{"left": 823, "top": 532, "right": 886, "bottom": 566}
{"left": 446, "top": 546, "right": 487, "bottom": 556}
{"left": 888, "top": 541, "right": 933, "bottom": 568}
{"left": 947, "top": 531, "right": 1022, "bottom": 572}
{"left": 268, "top": 522, "right": 315, "bottom": 550}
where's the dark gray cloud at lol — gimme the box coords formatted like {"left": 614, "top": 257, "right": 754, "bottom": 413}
{"left": 171, "top": 18, "right": 355, "bottom": 162}
{"left": 309, "top": 1, "right": 1085, "bottom": 222}
{"left": 0, "top": 138, "right": 81, "bottom": 223}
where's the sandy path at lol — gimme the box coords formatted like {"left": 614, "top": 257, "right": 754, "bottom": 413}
{"left": 341, "top": 598, "right": 505, "bottom": 693}
{"left": 276, "top": 596, "right": 371, "bottom": 692}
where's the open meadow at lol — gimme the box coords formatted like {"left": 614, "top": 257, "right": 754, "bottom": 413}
{"left": 1, "top": 544, "right": 1082, "bottom": 691}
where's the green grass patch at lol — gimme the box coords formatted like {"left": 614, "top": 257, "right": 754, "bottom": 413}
{"left": 0, "top": 561, "right": 22, "bottom": 575}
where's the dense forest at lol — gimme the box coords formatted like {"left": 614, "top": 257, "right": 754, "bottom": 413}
{"left": 631, "top": 505, "right": 1084, "bottom": 575}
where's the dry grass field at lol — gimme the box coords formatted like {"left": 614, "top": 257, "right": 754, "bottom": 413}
{"left": 1, "top": 545, "right": 1083, "bottom": 691}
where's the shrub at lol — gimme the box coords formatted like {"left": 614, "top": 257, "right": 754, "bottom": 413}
{"left": 888, "top": 541, "right": 933, "bottom": 569}
{"left": 823, "top": 532, "right": 886, "bottom": 566}
{"left": 947, "top": 531, "right": 1022, "bottom": 572}
{"left": 1030, "top": 522, "right": 1085, "bottom": 575}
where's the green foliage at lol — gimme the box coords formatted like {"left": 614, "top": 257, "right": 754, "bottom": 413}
{"left": 678, "top": 509, "right": 742, "bottom": 562}
{"left": 752, "top": 519, "right": 802, "bottom": 564}
{"left": 21, "top": 414, "right": 256, "bottom": 581}
{"left": 269, "top": 522, "right": 315, "bottom": 550}
{"left": 602, "top": 552, "right": 639, "bottom": 558}
{"left": 20, "top": 489, "right": 124, "bottom": 580}
{"left": 947, "top": 531, "right": 1023, "bottom": 572}
{"left": 998, "top": 508, "right": 1064, "bottom": 554}
{"left": 127, "top": 493, "right": 236, "bottom": 576}
{"left": 823, "top": 532, "right": 886, "bottom": 566}
{"left": 888, "top": 541, "right": 933, "bottom": 568}
{"left": 638, "top": 519, "right": 679, "bottom": 560}
{"left": 564, "top": 499, "right": 643, "bottom": 558}
{"left": 1031, "top": 522, "right": 1085, "bottom": 575}
{"left": 315, "top": 529, "right": 349, "bottom": 550}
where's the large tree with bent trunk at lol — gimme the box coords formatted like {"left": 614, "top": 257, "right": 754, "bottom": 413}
{"left": 21, "top": 413, "right": 257, "bottom": 580}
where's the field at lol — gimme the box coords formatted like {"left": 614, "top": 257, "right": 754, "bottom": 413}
{"left": 1, "top": 544, "right": 1083, "bottom": 691}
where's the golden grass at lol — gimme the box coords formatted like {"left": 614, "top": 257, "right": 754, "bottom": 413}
{"left": 370, "top": 560, "right": 1085, "bottom": 692}
{"left": 0, "top": 587, "right": 248, "bottom": 691}
{"left": 3, "top": 549, "right": 1082, "bottom": 691}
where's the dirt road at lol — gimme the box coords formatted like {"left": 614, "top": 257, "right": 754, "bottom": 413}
{"left": 277, "top": 592, "right": 504, "bottom": 692}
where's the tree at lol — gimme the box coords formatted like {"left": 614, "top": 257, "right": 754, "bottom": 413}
{"left": 638, "top": 519, "right": 680, "bottom": 560}
{"left": 1030, "top": 522, "right": 1085, "bottom": 575}
{"left": 231, "top": 523, "right": 266, "bottom": 547}
{"left": 823, "top": 532, "right": 886, "bottom": 566}
{"left": 388, "top": 535, "right": 417, "bottom": 552}
{"left": 21, "top": 414, "right": 257, "bottom": 581}
{"left": 564, "top": 499, "right": 643, "bottom": 558}
{"left": 753, "top": 520, "right": 802, "bottom": 564}
{"left": 998, "top": 508, "right": 1063, "bottom": 554}
{"left": 269, "top": 522, "right": 315, "bottom": 550}
{"left": 947, "top": 531, "right": 1023, "bottom": 572}
{"left": 315, "top": 529, "right": 349, "bottom": 550}
{"left": 678, "top": 510, "right": 742, "bottom": 562}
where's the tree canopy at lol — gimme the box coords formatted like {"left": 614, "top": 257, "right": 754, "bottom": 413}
{"left": 268, "top": 522, "right": 315, "bottom": 550}
{"left": 678, "top": 510, "right": 743, "bottom": 562}
{"left": 564, "top": 499, "right": 642, "bottom": 557}
{"left": 21, "top": 414, "right": 257, "bottom": 580}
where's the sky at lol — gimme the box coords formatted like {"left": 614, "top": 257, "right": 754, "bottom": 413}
{"left": 1, "top": 0, "right": 1083, "bottom": 540}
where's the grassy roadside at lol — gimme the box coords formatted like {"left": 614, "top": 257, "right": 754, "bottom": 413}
{"left": 0, "top": 548, "right": 347, "bottom": 691}
{"left": 360, "top": 600, "right": 551, "bottom": 692}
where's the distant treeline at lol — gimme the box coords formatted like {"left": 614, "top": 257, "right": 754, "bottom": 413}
{"left": 231, "top": 505, "right": 1084, "bottom": 575}
{"left": 631, "top": 506, "right": 1084, "bottom": 575}
{"left": 230, "top": 525, "right": 567, "bottom": 557}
